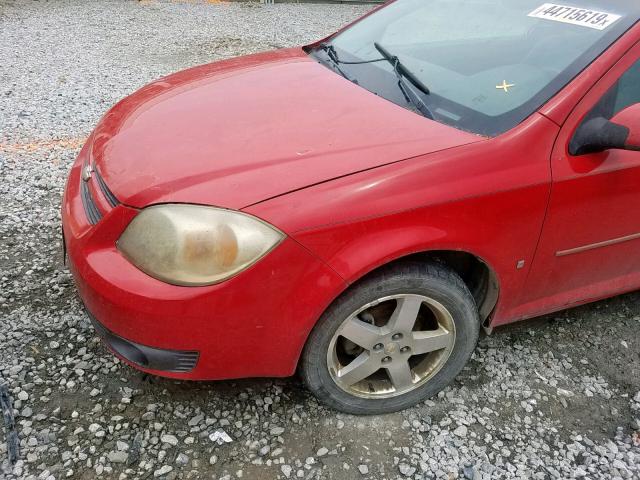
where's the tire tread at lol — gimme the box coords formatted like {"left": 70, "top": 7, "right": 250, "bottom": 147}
{"left": 300, "top": 260, "right": 479, "bottom": 415}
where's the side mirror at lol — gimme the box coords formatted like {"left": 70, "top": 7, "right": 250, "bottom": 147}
{"left": 570, "top": 103, "right": 640, "bottom": 156}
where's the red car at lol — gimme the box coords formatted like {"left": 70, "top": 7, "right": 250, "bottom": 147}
{"left": 62, "top": 0, "right": 640, "bottom": 414}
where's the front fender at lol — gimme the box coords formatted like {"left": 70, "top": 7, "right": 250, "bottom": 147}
{"left": 285, "top": 183, "right": 544, "bottom": 325}
{"left": 244, "top": 114, "right": 557, "bottom": 324}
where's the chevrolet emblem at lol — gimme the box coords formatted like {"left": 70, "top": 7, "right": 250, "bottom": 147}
{"left": 82, "top": 165, "right": 94, "bottom": 182}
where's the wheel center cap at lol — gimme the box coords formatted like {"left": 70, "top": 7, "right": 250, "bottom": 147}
{"left": 384, "top": 342, "right": 399, "bottom": 355}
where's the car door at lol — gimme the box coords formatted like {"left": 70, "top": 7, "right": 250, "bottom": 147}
{"left": 519, "top": 43, "right": 640, "bottom": 314}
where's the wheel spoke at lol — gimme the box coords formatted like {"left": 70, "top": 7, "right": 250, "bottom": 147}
{"left": 328, "top": 294, "right": 458, "bottom": 399}
{"left": 339, "top": 317, "right": 382, "bottom": 349}
{"left": 412, "top": 327, "right": 453, "bottom": 355}
{"left": 336, "top": 352, "right": 380, "bottom": 386}
{"left": 388, "top": 296, "right": 422, "bottom": 332}
{"left": 386, "top": 361, "right": 414, "bottom": 391}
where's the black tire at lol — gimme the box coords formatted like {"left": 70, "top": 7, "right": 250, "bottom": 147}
{"left": 300, "top": 261, "right": 480, "bottom": 415}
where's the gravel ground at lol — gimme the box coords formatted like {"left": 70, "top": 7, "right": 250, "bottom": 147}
{"left": 1, "top": 1, "right": 640, "bottom": 479}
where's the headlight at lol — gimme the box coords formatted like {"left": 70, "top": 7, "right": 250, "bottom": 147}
{"left": 117, "top": 204, "right": 284, "bottom": 286}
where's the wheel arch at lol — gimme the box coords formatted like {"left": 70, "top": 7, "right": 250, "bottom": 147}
{"left": 298, "top": 250, "right": 488, "bottom": 413}
{"left": 342, "top": 249, "right": 500, "bottom": 324}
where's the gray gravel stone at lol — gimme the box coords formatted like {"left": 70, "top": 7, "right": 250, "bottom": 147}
{"left": 453, "top": 425, "right": 468, "bottom": 437}
{"left": 107, "top": 451, "right": 128, "bottom": 464}
{"left": 160, "top": 434, "right": 179, "bottom": 446}
{"left": 153, "top": 465, "right": 173, "bottom": 477}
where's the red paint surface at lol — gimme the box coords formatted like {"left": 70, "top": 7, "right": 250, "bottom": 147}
{"left": 511, "top": 40, "right": 640, "bottom": 323}
{"left": 93, "top": 48, "right": 480, "bottom": 210}
{"left": 62, "top": 17, "right": 640, "bottom": 379}
{"left": 612, "top": 104, "right": 640, "bottom": 147}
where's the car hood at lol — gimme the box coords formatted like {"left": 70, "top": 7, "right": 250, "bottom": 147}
{"left": 92, "top": 48, "right": 482, "bottom": 210}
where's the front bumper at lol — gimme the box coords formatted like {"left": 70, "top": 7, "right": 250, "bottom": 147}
{"left": 88, "top": 311, "right": 199, "bottom": 373}
{"left": 62, "top": 143, "right": 347, "bottom": 380}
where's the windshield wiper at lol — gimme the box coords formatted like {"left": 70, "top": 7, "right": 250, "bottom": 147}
{"left": 318, "top": 42, "right": 434, "bottom": 120}
{"left": 373, "top": 42, "right": 434, "bottom": 120}
{"left": 374, "top": 42, "right": 430, "bottom": 95}
{"left": 319, "top": 44, "right": 356, "bottom": 82}
{"left": 318, "top": 43, "right": 392, "bottom": 83}
{"left": 320, "top": 43, "right": 387, "bottom": 65}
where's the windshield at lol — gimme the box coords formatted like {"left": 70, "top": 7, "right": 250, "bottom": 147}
{"left": 311, "top": 0, "right": 639, "bottom": 136}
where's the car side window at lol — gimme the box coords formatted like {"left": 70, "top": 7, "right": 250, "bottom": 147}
{"left": 613, "top": 59, "right": 640, "bottom": 116}
{"left": 585, "top": 59, "right": 640, "bottom": 122}
{"left": 569, "top": 59, "right": 640, "bottom": 156}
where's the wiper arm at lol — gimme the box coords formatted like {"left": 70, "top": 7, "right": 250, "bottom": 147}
{"left": 373, "top": 42, "right": 433, "bottom": 120}
{"left": 318, "top": 43, "right": 390, "bottom": 85}
{"left": 374, "top": 42, "right": 430, "bottom": 95}
{"left": 318, "top": 42, "right": 434, "bottom": 120}
{"left": 318, "top": 43, "right": 357, "bottom": 83}
{"left": 321, "top": 43, "right": 387, "bottom": 65}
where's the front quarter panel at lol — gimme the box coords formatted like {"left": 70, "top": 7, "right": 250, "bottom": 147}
{"left": 245, "top": 114, "right": 559, "bottom": 325}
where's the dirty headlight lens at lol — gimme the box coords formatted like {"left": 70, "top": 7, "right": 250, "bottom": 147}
{"left": 117, "top": 204, "right": 284, "bottom": 286}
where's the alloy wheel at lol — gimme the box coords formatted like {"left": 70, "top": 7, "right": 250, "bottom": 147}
{"left": 326, "top": 294, "right": 456, "bottom": 399}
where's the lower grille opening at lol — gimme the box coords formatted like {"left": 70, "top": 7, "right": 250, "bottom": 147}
{"left": 87, "top": 312, "right": 199, "bottom": 373}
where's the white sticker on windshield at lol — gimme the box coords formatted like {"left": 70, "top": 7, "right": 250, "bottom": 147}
{"left": 528, "top": 3, "right": 621, "bottom": 30}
